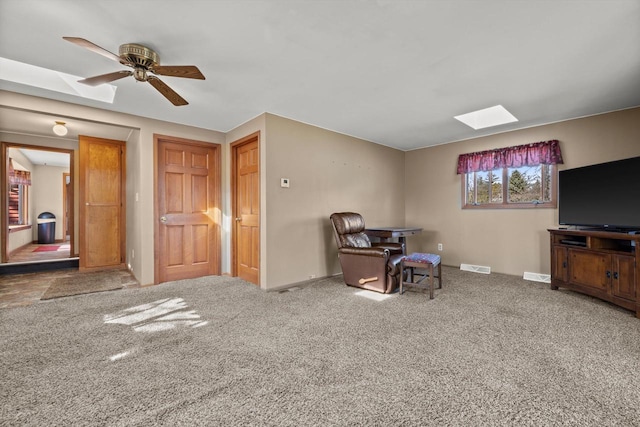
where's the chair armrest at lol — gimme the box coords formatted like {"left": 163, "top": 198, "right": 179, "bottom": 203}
{"left": 339, "top": 247, "right": 388, "bottom": 258}
{"left": 372, "top": 242, "right": 404, "bottom": 255}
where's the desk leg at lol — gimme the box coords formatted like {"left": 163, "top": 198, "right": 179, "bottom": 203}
{"left": 429, "top": 265, "right": 434, "bottom": 299}
{"left": 398, "top": 236, "right": 407, "bottom": 254}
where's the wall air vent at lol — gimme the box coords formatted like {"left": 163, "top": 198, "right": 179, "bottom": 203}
{"left": 460, "top": 264, "right": 491, "bottom": 274}
{"left": 523, "top": 272, "right": 551, "bottom": 283}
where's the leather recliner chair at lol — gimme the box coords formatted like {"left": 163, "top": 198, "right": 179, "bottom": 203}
{"left": 330, "top": 212, "right": 405, "bottom": 294}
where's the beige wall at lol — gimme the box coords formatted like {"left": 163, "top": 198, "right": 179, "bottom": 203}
{"left": 263, "top": 114, "right": 405, "bottom": 289}
{"left": 32, "top": 164, "right": 69, "bottom": 241}
{"left": 405, "top": 107, "right": 640, "bottom": 276}
{"left": 1, "top": 91, "right": 225, "bottom": 285}
{"left": 3, "top": 89, "right": 638, "bottom": 288}
{"left": 125, "top": 129, "right": 142, "bottom": 277}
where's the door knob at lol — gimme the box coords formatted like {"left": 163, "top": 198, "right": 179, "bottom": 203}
{"left": 235, "top": 217, "right": 242, "bottom": 221}
{"left": 160, "top": 216, "right": 167, "bottom": 223}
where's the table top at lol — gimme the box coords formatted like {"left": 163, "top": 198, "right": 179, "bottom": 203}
{"left": 364, "top": 227, "right": 422, "bottom": 238}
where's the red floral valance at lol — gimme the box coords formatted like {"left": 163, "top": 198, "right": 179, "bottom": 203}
{"left": 8, "top": 158, "right": 32, "bottom": 186}
{"left": 456, "top": 140, "right": 563, "bottom": 174}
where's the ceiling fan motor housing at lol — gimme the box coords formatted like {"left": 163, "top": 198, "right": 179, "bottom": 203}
{"left": 119, "top": 43, "right": 159, "bottom": 69}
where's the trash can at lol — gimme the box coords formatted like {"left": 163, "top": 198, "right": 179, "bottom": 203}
{"left": 37, "top": 212, "right": 56, "bottom": 244}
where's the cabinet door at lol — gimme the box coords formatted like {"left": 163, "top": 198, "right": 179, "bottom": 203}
{"left": 570, "top": 250, "right": 610, "bottom": 292}
{"left": 552, "top": 246, "right": 568, "bottom": 283}
{"left": 612, "top": 255, "right": 636, "bottom": 301}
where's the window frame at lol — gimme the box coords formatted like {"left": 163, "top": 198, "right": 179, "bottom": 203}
{"left": 461, "top": 164, "right": 557, "bottom": 209}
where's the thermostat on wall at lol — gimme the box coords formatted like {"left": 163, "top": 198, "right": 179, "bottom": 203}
{"left": 281, "top": 178, "right": 290, "bottom": 188}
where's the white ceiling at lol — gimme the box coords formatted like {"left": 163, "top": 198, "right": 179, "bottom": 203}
{"left": 18, "top": 148, "right": 69, "bottom": 168}
{"left": 0, "top": 106, "right": 135, "bottom": 142}
{"left": 0, "top": 0, "right": 639, "bottom": 151}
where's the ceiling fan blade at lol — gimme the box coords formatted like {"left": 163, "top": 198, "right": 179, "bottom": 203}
{"left": 150, "top": 65, "right": 205, "bottom": 80}
{"left": 148, "top": 76, "right": 188, "bottom": 106}
{"left": 63, "top": 37, "right": 122, "bottom": 63}
{"left": 79, "top": 70, "right": 132, "bottom": 86}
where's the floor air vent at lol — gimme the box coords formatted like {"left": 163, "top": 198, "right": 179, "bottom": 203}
{"left": 523, "top": 272, "right": 551, "bottom": 283}
{"left": 460, "top": 264, "right": 491, "bottom": 274}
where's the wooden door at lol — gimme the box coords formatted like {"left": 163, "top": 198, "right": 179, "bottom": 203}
{"left": 232, "top": 133, "right": 260, "bottom": 285}
{"left": 79, "top": 136, "right": 125, "bottom": 269}
{"left": 155, "top": 136, "right": 220, "bottom": 284}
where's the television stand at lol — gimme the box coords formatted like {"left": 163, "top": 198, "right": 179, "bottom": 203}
{"left": 549, "top": 229, "right": 639, "bottom": 318}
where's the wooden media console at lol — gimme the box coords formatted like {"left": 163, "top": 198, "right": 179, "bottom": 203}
{"left": 549, "top": 229, "right": 639, "bottom": 318}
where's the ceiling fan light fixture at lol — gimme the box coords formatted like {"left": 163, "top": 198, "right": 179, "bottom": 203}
{"left": 133, "top": 67, "right": 148, "bottom": 82}
{"left": 53, "top": 121, "right": 68, "bottom": 136}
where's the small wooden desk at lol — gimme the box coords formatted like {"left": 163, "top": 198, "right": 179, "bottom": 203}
{"left": 364, "top": 227, "right": 422, "bottom": 246}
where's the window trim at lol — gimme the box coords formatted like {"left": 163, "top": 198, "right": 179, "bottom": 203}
{"left": 8, "top": 183, "right": 29, "bottom": 225}
{"left": 461, "top": 164, "right": 557, "bottom": 209}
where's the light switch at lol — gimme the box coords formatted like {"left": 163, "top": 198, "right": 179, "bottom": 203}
{"left": 281, "top": 178, "right": 290, "bottom": 188}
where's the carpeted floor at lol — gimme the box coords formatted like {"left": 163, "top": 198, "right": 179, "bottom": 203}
{"left": 1, "top": 267, "right": 639, "bottom": 426}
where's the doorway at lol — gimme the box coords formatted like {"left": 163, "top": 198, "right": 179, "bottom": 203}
{"left": 2, "top": 142, "right": 74, "bottom": 265}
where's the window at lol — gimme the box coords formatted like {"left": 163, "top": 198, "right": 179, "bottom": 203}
{"left": 8, "top": 184, "right": 29, "bottom": 225}
{"left": 8, "top": 158, "right": 32, "bottom": 224}
{"left": 458, "top": 140, "right": 562, "bottom": 209}
{"left": 464, "top": 164, "right": 555, "bottom": 208}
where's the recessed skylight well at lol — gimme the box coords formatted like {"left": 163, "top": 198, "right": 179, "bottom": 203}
{"left": 0, "top": 57, "right": 116, "bottom": 103}
{"left": 454, "top": 105, "right": 518, "bottom": 130}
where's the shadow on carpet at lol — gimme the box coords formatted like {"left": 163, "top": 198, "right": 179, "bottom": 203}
{"left": 41, "top": 270, "right": 138, "bottom": 300}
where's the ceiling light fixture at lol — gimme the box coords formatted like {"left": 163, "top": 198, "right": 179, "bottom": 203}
{"left": 454, "top": 105, "right": 518, "bottom": 130}
{"left": 52, "top": 121, "right": 68, "bottom": 136}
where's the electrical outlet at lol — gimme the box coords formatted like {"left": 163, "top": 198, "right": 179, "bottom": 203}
{"left": 309, "top": 274, "right": 316, "bottom": 279}
{"left": 131, "top": 249, "right": 135, "bottom": 259}
{"left": 437, "top": 243, "right": 443, "bottom": 251}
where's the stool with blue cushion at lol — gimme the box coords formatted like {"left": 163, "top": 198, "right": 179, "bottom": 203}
{"left": 400, "top": 253, "right": 442, "bottom": 299}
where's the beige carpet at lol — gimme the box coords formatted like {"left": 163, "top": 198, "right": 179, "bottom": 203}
{"left": 2, "top": 268, "right": 639, "bottom": 425}
{"left": 41, "top": 270, "right": 138, "bottom": 300}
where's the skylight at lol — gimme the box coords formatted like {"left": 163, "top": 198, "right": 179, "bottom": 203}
{"left": 0, "top": 57, "right": 116, "bottom": 103}
{"left": 454, "top": 105, "right": 518, "bottom": 130}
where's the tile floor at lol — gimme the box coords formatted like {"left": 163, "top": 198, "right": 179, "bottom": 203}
{"left": 0, "top": 243, "right": 139, "bottom": 309}
{"left": 1, "top": 261, "right": 141, "bottom": 310}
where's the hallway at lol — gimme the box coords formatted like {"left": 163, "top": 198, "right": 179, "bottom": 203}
{"left": 8, "top": 242, "right": 71, "bottom": 263}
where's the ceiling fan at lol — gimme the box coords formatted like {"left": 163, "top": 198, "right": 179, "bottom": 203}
{"left": 63, "top": 37, "right": 205, "bottom": 106}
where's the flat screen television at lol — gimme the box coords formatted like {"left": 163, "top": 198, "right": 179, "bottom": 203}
{"left": 558, "top": 156, "right": 640, "bottom": 231}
